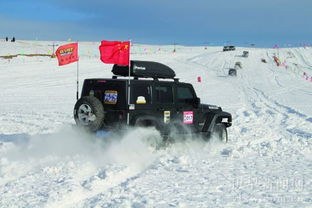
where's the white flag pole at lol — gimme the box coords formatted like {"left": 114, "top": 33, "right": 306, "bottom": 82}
{"left": 76, "top": 42, "right": 79, "bottom": 100}
{"left": 76, "top": 58, "right": 79, "bottom": 100}
{"left": 127, "top": 40, "right": 131, "bottom": 125}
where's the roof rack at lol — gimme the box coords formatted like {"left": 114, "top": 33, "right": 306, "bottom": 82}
{"left": 111, "top": 75, "right": 179, "bottom": 82}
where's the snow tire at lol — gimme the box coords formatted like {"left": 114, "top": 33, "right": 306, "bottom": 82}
{"left": 212, "top": 123, "right": 228, "bottom": 143}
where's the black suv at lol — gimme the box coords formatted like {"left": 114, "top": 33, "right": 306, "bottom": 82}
{"left": 74, "top": 61, "right": 232, "bottom": 141}
{"left": 223, "top": 46, "right": 236, "bottom": 51}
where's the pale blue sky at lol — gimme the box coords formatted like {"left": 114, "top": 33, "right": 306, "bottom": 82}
{"left": 1, "top": 0, "right": 311, "bottom": 47}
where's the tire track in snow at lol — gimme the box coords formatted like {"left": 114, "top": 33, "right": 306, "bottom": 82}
{"left": 241, "top": 76, "right": 311, "bottom": 139}
{"left": 0, "top": 127, "right": 162, "bottom": 208}
{"left": 46, "top": 166, "right": 144, "bottom": 208}
{"left": 43, "top": 128, "right": 161, "bottom": 208}
{"left": 252, "top": 88, "right": 312, "bottom": 138}
{"left": 292, "top": 48, "right": 312, "bottom": 69}
{"left": 232, "top": 52, "right": 311, "bottom": 152}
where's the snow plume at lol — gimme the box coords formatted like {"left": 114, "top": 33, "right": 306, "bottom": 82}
{"left": 1, "top": 125, "right": 222, "bottom": 184}
{"left": 101, "top": 127, "right": 162, "bottom": 170}
{"left": 163, "top": 132, "right": 229, "bottom": 158}
{"left": 2, "top": 126, "right": 164, "bottom": 170}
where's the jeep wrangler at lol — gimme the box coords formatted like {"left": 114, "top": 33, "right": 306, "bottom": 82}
{"left": 74, "top": 61, "right": 232, "bottom": 141}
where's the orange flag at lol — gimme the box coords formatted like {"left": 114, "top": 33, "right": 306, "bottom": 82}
{"left": 55, "top": 43, "right": 79, "bottom": 66}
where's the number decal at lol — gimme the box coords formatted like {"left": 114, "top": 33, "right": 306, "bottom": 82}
{"left": 164, "top": 111, "right": 170, "bottom": 124}
{"left": 183, "top": 111, "right": 193, "bottom": 124}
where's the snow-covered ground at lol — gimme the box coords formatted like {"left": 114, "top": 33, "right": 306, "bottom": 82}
{"left": 0, "top": 40, "right": 311, "bottom": 208}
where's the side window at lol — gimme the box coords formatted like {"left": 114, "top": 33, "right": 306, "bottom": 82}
{"left": 155, "top": 85, "right": 173, "bottom": 103}
{"left": 177, "top": 86, "right": 194, "bottom": 104}
{"left": 131, "top": 83, "right": 152, "bottom": 104}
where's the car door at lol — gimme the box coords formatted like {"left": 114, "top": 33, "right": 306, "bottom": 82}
{"left": 174, "top": 83, "right": 200, "bottom": 133}
{"left": 129, "top": 80, "right": 154, "bottom": 123}
{"left": 153, "top": 82, "right": 176, "bottom": 134}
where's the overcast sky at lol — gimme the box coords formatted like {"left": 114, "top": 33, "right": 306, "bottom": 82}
{"left": 1, "top": 0, "right": 311, "bottom": 46}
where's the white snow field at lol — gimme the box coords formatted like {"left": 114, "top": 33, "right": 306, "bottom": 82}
{"left": 0, "top": 40, "right": 311, "bottom": 208}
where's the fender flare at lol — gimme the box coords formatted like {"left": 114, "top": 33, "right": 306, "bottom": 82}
{"left": 133, "top": 115, "right": 160, "bottom": 128}
{"left": 202, "top": 111, "right": 232, "bottom": 133}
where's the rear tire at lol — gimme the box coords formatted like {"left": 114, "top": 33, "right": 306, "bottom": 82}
{"left": 74, "top": 96, "right": 105, "bottom": 132}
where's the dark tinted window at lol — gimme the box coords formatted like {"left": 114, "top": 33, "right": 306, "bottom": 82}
{"left": 155, "top": 85, "right": 173, "bottom": 103}
{"left": 177, "top": 86, "right": 194, "bottom": 103}
{"left": 131, "top": 83, "right": 152, "bottom": 104}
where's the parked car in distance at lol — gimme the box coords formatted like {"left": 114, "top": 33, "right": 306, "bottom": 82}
{"left": 242, "top": 51, "right": 249, "bottom": 57}
{"left": 223, "top": 46, "right": 236, "bottom": 51}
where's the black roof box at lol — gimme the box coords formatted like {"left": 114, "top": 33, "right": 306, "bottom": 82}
{"left": 112, "top": 60, "right": 176, "bottom": 79}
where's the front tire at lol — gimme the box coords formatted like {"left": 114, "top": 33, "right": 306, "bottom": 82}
{"left": 212, "top": 123, "right": 228, "bottom": 143}
{"left": 74, "top": 96, "right": 105, "bottom": 132}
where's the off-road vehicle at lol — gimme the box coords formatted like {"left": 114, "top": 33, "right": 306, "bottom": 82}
{"left": 223, "top": 46, "right": 235, "bottom": 51}
{"left": 228, "top": 68, "right": 237, "bottom": 76}
{"left": 242, "top": 51, "right": 249, "bottom": 58}
{"left": 235, "top": 61, "right": 242, "bottom": 69}
{"left": 74, "top": 61, "right": 232, "bottom": 141}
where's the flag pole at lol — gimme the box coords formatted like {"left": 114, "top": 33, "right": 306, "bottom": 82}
{"left": 76, "top": 41, "right": 79, "bottom": 100}
{"left": 127, "top": 40, "right": 131, "bottom": 125}
{"left": 76, "top": 58, "right": 79, "bottom": 100}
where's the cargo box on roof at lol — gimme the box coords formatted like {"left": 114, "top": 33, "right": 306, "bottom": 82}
{"left": 112, "top": 60, "right": 176, "bottom": 79}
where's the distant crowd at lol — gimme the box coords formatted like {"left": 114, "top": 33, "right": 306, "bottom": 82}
{"left": 5, "top": 37, "right": 16, "bottom": 42}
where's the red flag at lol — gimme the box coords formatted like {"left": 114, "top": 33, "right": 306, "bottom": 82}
{"left": 55, "top": 43, "right": 79, "bottom": 66}
{"left": 197, "top": 76, "right": 202, "bottom": 82}
{"left": 99, "top": 40, "right": 130, "bottom": 66}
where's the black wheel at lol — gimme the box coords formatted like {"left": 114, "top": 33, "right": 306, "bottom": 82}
{"left": 74, "top": 96, "right": 105, "bottom": 132}
{"left": 212, "top": 123, "right": 228, "bottom": 143}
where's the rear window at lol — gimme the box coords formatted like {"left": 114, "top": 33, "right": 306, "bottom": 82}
{"left": 155, "top": 85, "right": 173, "bottom": 103}
{"left": 131, "top": 83, "right": 152, "bottom": 104}
{"left": 177, "top": 86, "right": 194, "bottom": 103}
{"left": 81, "top": 79, "right": 127, "bottom": 109}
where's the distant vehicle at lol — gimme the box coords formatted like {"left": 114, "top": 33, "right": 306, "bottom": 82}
{"left": 223, "top": 46, "right": 236, "bottom": 51}
{"left": 223, "top": 46, "right": 229, "bottom": 51}
{"left": 73, "top": 60, "right": 232, "bottom": 142}
{"left": 261, "top": 59, "right": 267, "bottom": 63}
{"left": 228, "top": 68, "right": 237, "bottom": 76}
{"left": 235, "top": 61, "right": 242, "bottom": 69}
{"left": 242, "top": 51, "right": 249, "bottom": 57}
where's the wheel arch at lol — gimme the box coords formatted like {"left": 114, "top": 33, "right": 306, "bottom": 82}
{"left": 202, "top": 111, "right": 232, "bottom": 133}
{"left": 133, "top": 115, "right": 160, "bottom": 128}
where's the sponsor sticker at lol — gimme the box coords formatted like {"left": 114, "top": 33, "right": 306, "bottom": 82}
{"left": 183, "top": 111, "right": 193, "bottom": 124}
{"left": 208, "top": 105, "right": 219, "bottom": 110}
{"left": 104, "top": 90, "right": 118, "bottom": 104}
{"left": 129, "top": 104, "right": 135, "bottom": 110}
{"left": 164, "top": 111, "right": 171, "bottom": 124}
